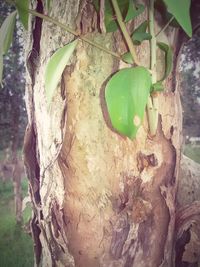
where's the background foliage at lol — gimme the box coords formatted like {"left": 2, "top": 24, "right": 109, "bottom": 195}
{"left": 0, "top": 2, "right": 27, "bottom": 151}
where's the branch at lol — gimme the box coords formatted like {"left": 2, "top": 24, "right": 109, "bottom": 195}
{"left": 28, "top": 9, "right": 121, "bottom": 60}
{"left": 147, "top": 0, "right": 158, "bottom": 136}
{"left": 110, "top": 0, "right": 140, "bottom": 65}
{"left": 155, "top": 16, "right": 174, "bottom": 37}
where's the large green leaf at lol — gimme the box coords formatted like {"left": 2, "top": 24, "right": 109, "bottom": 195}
{"left": 131, "top": 21, "right": 152, "bottom": 45}
{"left": 162, "top": 0, "right": 192, "bottom": 37}
{"left": 15, "top": 0, "right": 29, "bottom": 30}
{"left": 45, "top": 39, "right": 78, "bottom": 105}
{"left": 105, "top": 67, "right": 152, "bottom": 139}
{"left": 157, "top": 42, "right": 173, "bottom": 81}
{"left": 0, "top": 11, "right": 17, "bottom": 55}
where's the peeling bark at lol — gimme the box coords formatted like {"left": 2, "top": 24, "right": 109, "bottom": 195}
{"left": 175, "top": 201, "right": 200, "bottom": 267}
{"left": 174, "top": 158, "right": 200, "bottom": 267}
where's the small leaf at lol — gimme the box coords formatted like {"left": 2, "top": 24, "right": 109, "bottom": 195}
{"left": 104, "top": 12, "right": 118, "bottom": 32}
{"left": 121, "top": 52, "right": 134, "bottom": 64}
{"left": 104, "top": 0, "right": 129, "bottom": 32}
{"left": 131, "top": 21, "right": 152, "bottom": 45}
{"left": 15, "top": 0, "right": 29, "bottom": 30}
{"left": 105, "top": 67, "right": 152, "bottom": 139}
{"left": 93, "top": 0, "right": 131, "bottom": 32}
{"left": 0, "top": 11, "right": 17, "bottom": 55}
{"left": 162, "top": 0, "right": 192, "bottom": 37}
{"left": 125, "top": 1, "right": 145, "bottom": 22}
{"left": 157, "top": 42, "right": 173, "bottom": 81}
{"left": 151, "top": 81, "right": 164, "bottom": 93}
{"left": 133, "top": 32, "right": 151, "bottom": 45}
{"left": 45, "top": 39, "right": 78, "bottom": 105}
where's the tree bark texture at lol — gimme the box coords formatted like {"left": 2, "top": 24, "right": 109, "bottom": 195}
{"left": 24, "top": 1, "right": 184, "bottom": 267}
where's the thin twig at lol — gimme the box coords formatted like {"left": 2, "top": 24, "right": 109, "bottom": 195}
{"left": 147, "top": 0, "right": 158, "bottom": 136}
{"left": 28, "top": 9, "right": 121, "bottom": 60}
{"left": 155, "top": 16, "right": 174, "bottom": 37}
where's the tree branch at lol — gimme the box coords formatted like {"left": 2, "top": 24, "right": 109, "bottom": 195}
{"left": 28, "top": 9, "right": 121, "bottom": 60}
{"left": 110, "top": 0, "right": 140, "bottom": 65}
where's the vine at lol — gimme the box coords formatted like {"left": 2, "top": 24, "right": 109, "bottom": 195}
{"left": 147, "top": 0, "right": 158, "bottom": 136}
{"left": 0, "top": 0, "right": 192, "bottom": 139}
{"left": 110, "top": 0, "right": 140, "bottom": 65}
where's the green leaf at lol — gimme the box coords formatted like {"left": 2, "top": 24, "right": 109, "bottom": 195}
{"left": 121, "top": 52, "right": 134, "bottom": 64}
{"left": 105, "top": 67, "right": 152, "bottom": 139}
{"left": 157, "top": 42, "right": 173, "bottom": 81}
{"left": 0, "top": 11, "right": 16, "bottom": 85}
{"left": 15, "top": 0, "right": 29, "bottom": 30}
{"left": 151, "top": 81, "right": 164, "bottom": 93}
{"left": 0, "top": 11, "right": 17, "bottom": 55}
{"left": 93, "top": 0, "right": 128, "bottom": 32}
{"left": 0, "top": 53, "right": 3, "bottom": 86}
{"left": 162, "top": 0, "right": 192, "bottom": 37}
{"left": 125, "top": 1, "right": 145, "bottom": 22}
{"left": 104, "top": 12, "right": 118, "bottom": 32}
{"left": 104, "top": 0, "right": 129, "bottom": 32}
{"left": 45, "top": 39, "right": 78, "bottom": 105}
{"left": 131, "top": 21, "right": 152, "bottom": 45}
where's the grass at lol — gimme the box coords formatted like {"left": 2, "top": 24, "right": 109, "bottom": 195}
{"left": 183, "top": 144, "right": 200, "bottom": 164}
{"left": 0, "top": 179, "right": 34, "bottom": 267}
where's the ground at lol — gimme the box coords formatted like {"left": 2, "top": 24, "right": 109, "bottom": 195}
{"left": 183, "top": 144, "right": 200, "bottom": 164}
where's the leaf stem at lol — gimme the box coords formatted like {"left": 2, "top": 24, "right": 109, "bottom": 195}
{"left": 110, "top": 0, "right": 140, "bottom": 65}
{"left": 28, "top": 9, "right": 121, "bottom": 60}
{"left": 155, "top": 16, "right": 174, "bottom": 37}
{"left": 149, "top": 0, "right": 156, "bottom": 79}
{"left": 147, "top": 0, "right": 158, "bottom": 136}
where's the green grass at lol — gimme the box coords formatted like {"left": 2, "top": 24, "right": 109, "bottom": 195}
{"left": 183, "top": 144, "right": 200, "bottom": 164}
{"left": 0, "top": 179, "right": 34, "bottom": 267}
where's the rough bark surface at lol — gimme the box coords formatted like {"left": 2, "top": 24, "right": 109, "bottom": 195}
{"left": 24, "top": 1, "right": 184, "bottom": 267}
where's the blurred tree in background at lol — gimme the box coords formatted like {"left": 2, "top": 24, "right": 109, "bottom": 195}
{"left": 180, "top": 29, "right": 200, "bottom": 138}
{"left": 0, "top": 2, "right": 27, "bottom": 154}
{"left": 0, "top": 2, "right": 27, "bottom": 226}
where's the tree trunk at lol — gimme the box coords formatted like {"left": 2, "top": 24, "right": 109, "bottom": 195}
{"left": 24, "top": 1, "right": 183, "bottom": 267}
{"left": 177, "top": 155, "right": 200, "bottom": 207}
